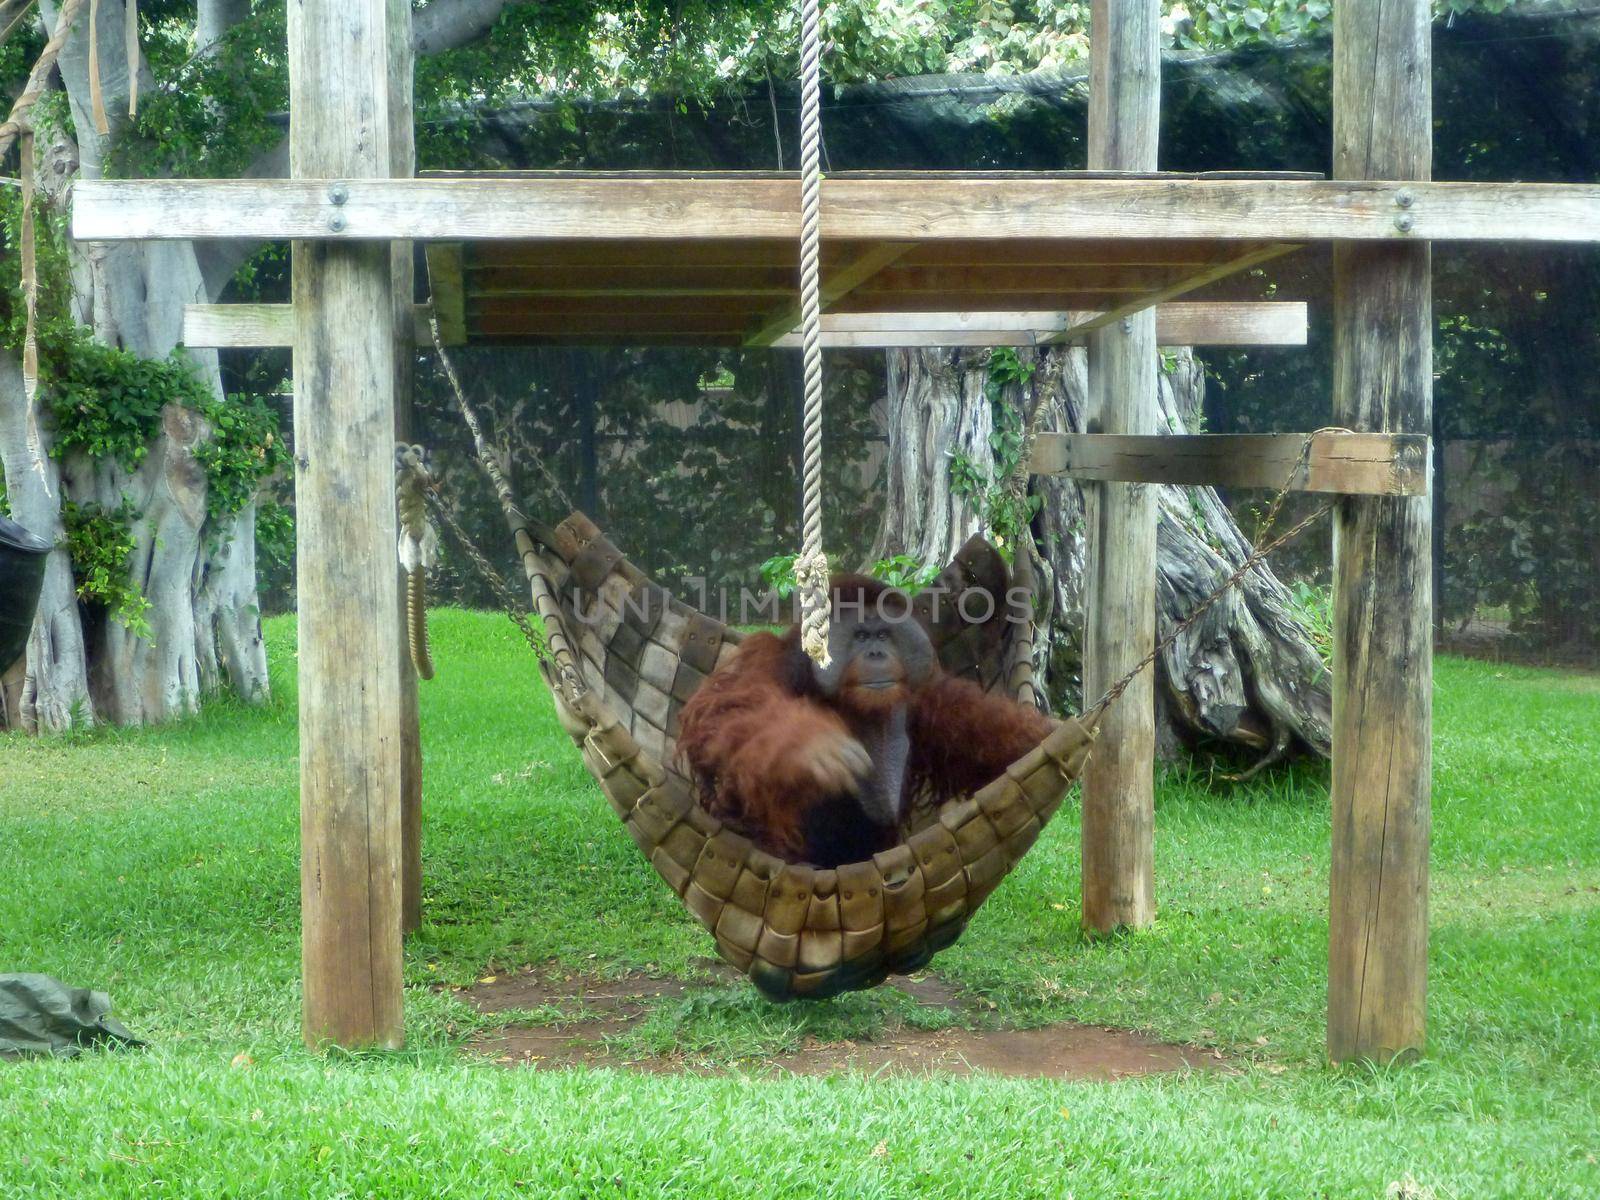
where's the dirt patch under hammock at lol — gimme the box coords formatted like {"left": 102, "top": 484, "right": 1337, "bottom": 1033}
{"left": 457, "top": 965, "right": 1227, "bottom": 1080}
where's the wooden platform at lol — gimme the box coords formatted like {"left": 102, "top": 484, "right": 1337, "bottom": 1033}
{"left": 76, "top": 167, "right": 1600, "bottom": 349}
{"left": 415, "top": 170, "right": 1309, "bottom": 346}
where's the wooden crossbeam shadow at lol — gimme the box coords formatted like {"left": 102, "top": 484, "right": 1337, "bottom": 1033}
{"left": 1029, "top": 432, "right": 1430, "bottom": 496}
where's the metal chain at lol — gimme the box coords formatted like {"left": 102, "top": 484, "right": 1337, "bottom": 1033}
{"left": 1084, "top": 428, "right": 1339, "bottom": 719}
{"left": 417, "top": 474, "right": 555, "bottom": 670}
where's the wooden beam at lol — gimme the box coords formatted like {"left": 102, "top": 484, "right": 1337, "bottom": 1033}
{"left": 189, "top": 298, "right": 1307, "bottom": 350}
{"left": 744, "top": 242, "right": 915, "bottom": 347}
{"left": 1043, "top": 243, "right": 1298, "bottom": 342}
{"left": 184, "top": 303, "right": 455, "bottom": 348}
{"left": 389, "top": 0, "right": 422, "bottom": 943}
{"left": 1029, "top": 432, "right": 1428, "bottom": 495}
{"left": 1327, "top": 0, "right": 1432, "bottom": 1067}
{"left": 470, "top": 265, "right": 795, "bottom": 297}
{"left": 292, "top": 0, "right": 405, "bottom": 1051}
{"left": 771, "top": 302, "right": 1308, "bottom": 347}
{"left": 470, "top": 237, "right": 1293, "bottom": 270}
{"left": 1080, "top": 0, "right": 1160, "bottom": 937}
{"left": 423, "top": 244, "right": 466, "bottom": 345}
{"left": 71, "top": 177, "right": 1600, "bottom": 244}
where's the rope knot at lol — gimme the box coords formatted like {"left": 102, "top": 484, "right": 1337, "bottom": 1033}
{"left": 793, "top": 549, "right": 832, "bottom": 668}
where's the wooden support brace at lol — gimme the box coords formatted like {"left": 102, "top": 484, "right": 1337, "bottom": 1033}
{"left": 423, "top": 244, "right": 467, "bottom": 345}
{"left": 1029, "top": 432, "right": 1429, "bottom": 496}
{"left": 1041, "top": 243, "right": 1300, "bottom": 343}
{"left": 771, "top": 302, "right": 1308, "bottom": 348}
{"left": 744, "top": 242, "right": 915, "bottom": 346}
{"left": 183, "top": 302, "right": 454, "bottom": 348}
{"left": 71, "top": 177, "right": 1600, "bottom": 244}
{"left": 185, "top": 299, "right": 1307, "bottom": 350}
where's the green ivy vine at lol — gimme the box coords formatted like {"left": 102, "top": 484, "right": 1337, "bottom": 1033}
{"left": 3, "top": 192, "right": 288, "bottom": 635}
{"left": 60, "top": 498, "right": 152, "bottom": 639}
{"left": 948, "top": 347, "right": 1042, "bottom": 561}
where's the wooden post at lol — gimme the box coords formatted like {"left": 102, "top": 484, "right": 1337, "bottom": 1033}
{"left": 1328, "top": 0, "right": 1433, "bottom": 1064}
{"left": 388, "top": 0, "right": 423, "bottom": 938}
{"left": 1080, "top": 0, "right": 1159, "bottom": 932}
{"left": 291, "top": 0, "right": 405, "bottom": 1049}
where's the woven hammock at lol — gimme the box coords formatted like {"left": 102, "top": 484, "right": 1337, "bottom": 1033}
{"left": 509, "top": 511, "right": 1098, "bottom": 1001}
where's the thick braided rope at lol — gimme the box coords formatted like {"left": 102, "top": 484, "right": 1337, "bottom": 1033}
{"left": 795, "top": 0, "right": 830, "bottom": 667}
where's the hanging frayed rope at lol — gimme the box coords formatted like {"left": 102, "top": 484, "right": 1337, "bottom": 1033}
{"left": 395, "top": 444, "right": 438, "bottom": 681}
{"left": 0, "top": 0, "right": 91, "bottom": 162}
{"left": 795, "top": 0, "right": 830, "bottom": 667}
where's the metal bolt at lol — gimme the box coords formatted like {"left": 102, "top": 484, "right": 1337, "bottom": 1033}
{"left": 329, "top": 214, "right": 347, "bottom": 233}
{"left": 328, "top": 184, "right": 349, "bottom": 205}
{"left": 1395, "top": 187, "right": 1415, "bottom": 208}
{"left": 1395, "top": 213, "right": 1415, "bottom": 234}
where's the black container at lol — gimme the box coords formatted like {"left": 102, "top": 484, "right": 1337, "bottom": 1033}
{"left": 0, "top": 514, "right": 52, "bottom": 673}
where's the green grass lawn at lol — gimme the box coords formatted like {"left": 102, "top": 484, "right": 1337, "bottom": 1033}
{"left": 2, "top": 608, "right": 1597, "bottom": 1198}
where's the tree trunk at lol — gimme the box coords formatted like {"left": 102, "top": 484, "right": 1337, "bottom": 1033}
{"left": 0, "top": 351, "right": 92, "bottom": 731}
{"left": 871, "top": 345, "right": 1332, "bottom": 764}
{"left": 0, "top": 1, "right": 270, "bottom": 730}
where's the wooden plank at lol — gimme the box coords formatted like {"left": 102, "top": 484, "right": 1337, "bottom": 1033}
{"left": 1080, "top": 0, "right": 1159, "bottom": 937}
{"left": 191, "top": 299, "right": 1307, "bottom": 349}
{"left": 292, "top": 0, "right": 405, "bottom": 1050}
{"left": 1043, "top": 243, "right": 1298, "bottom": 342}
{"left": 465, "top": 312, "right": 759, "bottom": 336}
{"left": 424, "top": 244, "right": 466, "bottom": 345}
{"left": 71, "top": 177, "right": 1600, "bottom": 244}
{"left": 470, "top": 265, "right": 793, "bottom": 297}
{"left": 1328, "top": 0, "right": 1432, "bottom": 1067}
{"left": 389, "top": 0, "right": 422, "bottom": 943}
{"left": 1029, "top": 432, "right": 1429, "bottom": 495}
{"left": 835, "top": 291, "right": 1176, "bottom": 314}
{"left": 184, "top": 303, "right": 453, "bottom": 348}
{"left": 772, "top": 302, "right": 1308, "bottom": 347}
{"left": 185, "top": 303, "right": 294, "bottom": 347}
{"left": 858, "top": 263, "right": 1214, "bottom": 295}
{"left": 744, "top": 241, "right": 916, "bottom": 347}
{"left": 473, "top": 330, "right": 749, "bottom": 347}
{"left": 472, "top": 237, "right": 1293, "bottom": 270}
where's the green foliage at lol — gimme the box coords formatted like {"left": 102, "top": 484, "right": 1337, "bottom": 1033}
{"left": 45, "top": 335, "right": 208, "bottom": 470}
{"left": 111, "top": 4, "right": 290, "bottom": 179}
{"left": 758, "top": 550, "right": 938, "bottom": 603}
{"left": 949, "top": 348, "right": 1042, "bottom": 561}
{"left": 758, "top": 551, "right": 799, "bottom": 602}
{"left": 60, "top": 498, "right": 152, "bottom": 638}
{"left": 1286, "top": 579, "right": 1332, "bottom": 667}
{"left": 255, "top": 499, "right": 294, "bottom": 571}
{"left": 869, "top": 553, "right": 941, "bottom": 593}
{"left": 193, "top": 392, "right": 290, "bottom": 522}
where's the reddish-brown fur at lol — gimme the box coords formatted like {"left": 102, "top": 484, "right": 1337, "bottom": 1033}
{"left": 677, "top": 582, "right": 1054, "bottom": 863}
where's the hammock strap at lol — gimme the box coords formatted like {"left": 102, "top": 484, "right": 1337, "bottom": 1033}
{"left": 417, "top": 303, "right": 588, "bottom": 706}
{"left": 795, "top": 0, "right": 831, "bottom": 668}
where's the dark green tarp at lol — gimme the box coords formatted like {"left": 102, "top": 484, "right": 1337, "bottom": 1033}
{"left": 0, "top": 515, "right": 51, "bottom": 674}
{"left": 0, "top": 974, "right": 144, "bottom": 1058}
